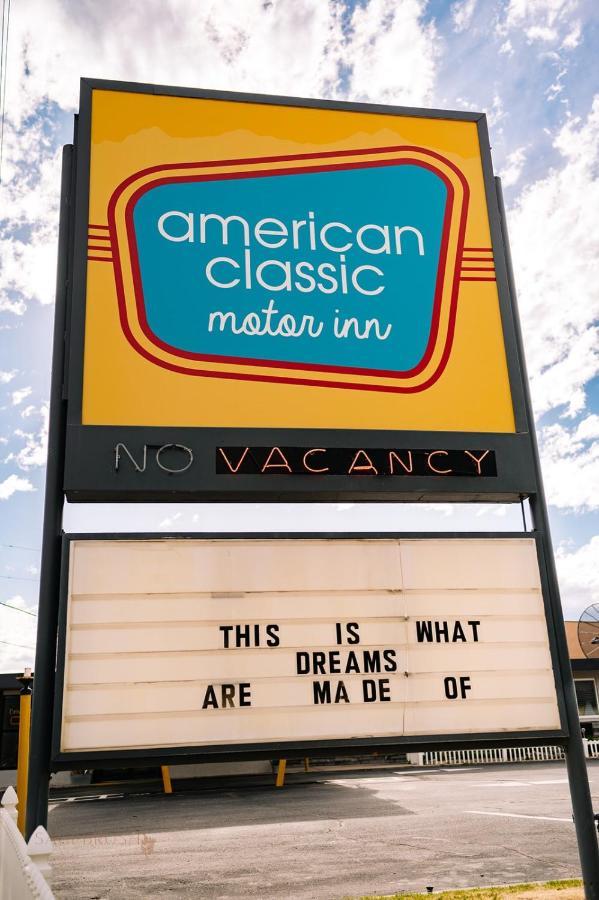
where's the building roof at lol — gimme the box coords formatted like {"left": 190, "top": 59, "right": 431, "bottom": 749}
{"left": 566, "top": 620, "right": 585, "bottom": 660}
{"left": 0, "top": 673, "right": 25, "bottom": 691}
{"left": 565, "top": 620, "right": 599, "bottom": 672}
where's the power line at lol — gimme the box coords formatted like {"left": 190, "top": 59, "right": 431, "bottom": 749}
{"left": 0, "top": 600, "right": 37, "bottom": 616}
{"left": 0, "top": 638, "right": 35, "bottom": 651}
{"left": 0, "top": 574, "right": 39, "bottom": 582}
{"left": 0, "top": 0, "right": 11, "bottom": 185}
{"left": 0, "top": 543, "right": 41, "bottom": 552}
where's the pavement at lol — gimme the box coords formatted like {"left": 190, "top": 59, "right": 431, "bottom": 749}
{"left": 47, "top": 760, "right": 595, "bottom": 899}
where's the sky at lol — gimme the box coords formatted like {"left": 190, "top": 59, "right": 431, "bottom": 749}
{"left": 0, "top": 0, "right": 598, "bottom": 673}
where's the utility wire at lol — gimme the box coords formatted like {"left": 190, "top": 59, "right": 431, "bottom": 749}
{"left": 0, "top": 543, "right": 41, "bottom": 552}
{"left": 0, "top": 599, "right": 37, "bottom": 616}
{"left": 0, "top": 0, "right": 11, "bottom": 185}
{"left": 0, "top": 638, "right": 35, "bottom": 651}
{"left": 0, "top": 574, "right": 39, "bottom": 582}
{"left": 0, "top": 1, "right": 5, "bottom": 119}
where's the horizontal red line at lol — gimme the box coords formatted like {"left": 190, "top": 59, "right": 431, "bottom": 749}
{"left": 463, "top": 246, "right": 492, "bottom": 252}
{"left": 89, "top": 223, "right": 110, "bottom": 231}
{"left": 88, "top": 256, "right": 114, "bottom": 263}
{"left": 462, "top": 256, "right": 494, "bottom": 262}
{"left": 88, "top": 244, "right": 113, "bottom": 252}
{"left": 88, "top": 235, "right": 111, "bottom": 243}
{"left": 461, "top": 266, "right": 495, "bottom": 272}
{"left": 460, "top": 276, "right": 496, "bottom": 282}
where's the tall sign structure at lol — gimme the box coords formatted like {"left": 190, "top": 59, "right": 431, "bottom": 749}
{"left": 28, "top": 80, "right": 599, "bottom": 895}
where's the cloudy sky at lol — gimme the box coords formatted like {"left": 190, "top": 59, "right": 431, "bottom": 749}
{"left": 0, "top": 0, "right": 598, "bottom": 672}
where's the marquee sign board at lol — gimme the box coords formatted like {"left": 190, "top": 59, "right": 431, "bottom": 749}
{"left": 63, "top": 80, "right": 534, "bottom": 502}
{"left": 52, "top": 535, "right": 565, "bottom": 763}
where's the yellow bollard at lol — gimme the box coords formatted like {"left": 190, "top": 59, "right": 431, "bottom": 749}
{"left": 16, "top": 668, "right": 33, "bottom": 835}
{"left": 161, "top": 765, "right": 173, "bottom": 794}
{"left": 304, "top": 757, "right": 310, "bottom": 772}
{"left": 275, "top": 759, "right": 287, "bottom": 788}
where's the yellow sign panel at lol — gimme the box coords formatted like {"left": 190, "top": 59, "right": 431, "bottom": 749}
{"left": 81, "top": 88, "right": 515, "bottom": 432}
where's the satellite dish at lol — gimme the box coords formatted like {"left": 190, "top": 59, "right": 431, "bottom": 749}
{"left": 578, "top": 604, "right": 599, "bottom": 658}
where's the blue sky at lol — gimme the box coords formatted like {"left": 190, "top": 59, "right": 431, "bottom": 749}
{"left": 0, "top": 0, "right": 598, "bottom": 671}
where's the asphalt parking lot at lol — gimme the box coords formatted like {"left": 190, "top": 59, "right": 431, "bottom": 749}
{"left": 48, "top": 760, "right": 595, "bottom": 899}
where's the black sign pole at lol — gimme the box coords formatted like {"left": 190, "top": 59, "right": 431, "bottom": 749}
{"left": 496, "top": 177, "right": 599, "bottom": 898}
{"left": 25, "top": 143, "right": 74, "bottom": 839}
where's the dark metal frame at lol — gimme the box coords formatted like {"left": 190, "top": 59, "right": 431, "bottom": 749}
{"left": 51, "top": 530, "right": 567, "bottom": 769}
{"left": 63, "top": 78, "right": 534, "bottom": 503}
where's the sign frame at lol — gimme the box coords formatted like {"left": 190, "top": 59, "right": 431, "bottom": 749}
{"left": 26, "top": 90, "right": 599, "bottom": 895}
{"left": 50, "top": 530, "right": 568, "bottom": 770}
{"left": 63, "top": 78, "right": 534, "bottom": 503}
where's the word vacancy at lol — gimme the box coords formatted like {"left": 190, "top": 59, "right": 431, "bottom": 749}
{"left": 156, "top": 209, "right": 426, "bottom": 341}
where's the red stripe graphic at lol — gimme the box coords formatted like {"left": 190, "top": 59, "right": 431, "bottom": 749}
{"left": 88, "top": 256, "right": 114, "bottom": 263}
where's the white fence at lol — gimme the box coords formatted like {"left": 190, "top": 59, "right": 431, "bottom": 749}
{"left": 0, "top": 786, "right": 54, "bottom": 899}
{"left": 409, "top": 744, "right": 570, "bottom": 766}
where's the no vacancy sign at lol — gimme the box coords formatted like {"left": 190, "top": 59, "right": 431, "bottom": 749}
{"left": 53, "top": 536, "right": 564, "bottom": 762}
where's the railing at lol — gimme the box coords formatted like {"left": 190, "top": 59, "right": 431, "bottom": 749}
{"left": 505, "top": 745, "right": 564, "bottom": 762}
{"left": 585, "top": 740, "right": 599, "bottom": 759}
{"left": 408, "top": 744, "right": 567, "bottom": 766}
{"left": 0, "top": 786, "right": 54, "bottom": 899}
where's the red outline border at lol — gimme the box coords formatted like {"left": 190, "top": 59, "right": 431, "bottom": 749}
{"left": 107, "top": 146, "right": 469, "bottom": 393}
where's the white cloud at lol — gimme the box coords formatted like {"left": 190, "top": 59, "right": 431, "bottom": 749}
{"left": 12, "top": 404, "right": 49, "bottom": 469}
{"left": 561, "top": 21, "right": 581, "bottom": 48}
{"left": 501, "top": 146, "right": 527, "bottom": 187}
{"left": 507, "top": 95, "right": 599, "bottom": 419}
{"left": 487, "top": 93, "right": 506, "bottom": 128}
{"left": 0, "top": 473, "right": 35, "bottom": 500}
{"left": 11, "top": 387, "right": 32, "bottom": 407}
{"left": 538, "top": 415, "right": 599, "bottom": 512}
{"left": 4, "top": 1, "right": 345, "bottom": 125}
{"left": 342, "top": 0, "right": 439, "bottom": 106}
{"left": 0, "top": 295, "right": 27, "bottom": 316}
{"left": 0, "top": 596, "right": 37, "bottom": 672}
{"left": 556, "top": 537, "right": 599, "bottom": 619}
{"left": 0, "top": 0, "right": 442, "bottom": 321}
{"left": 3, "top": 594, "right": 28, "bottom": 611}
{"left": 503, "top": 0, "right": 580, "bottom": 43}
{"left": 0, "top": 139, "right": 63, "bottom": 314}
{"left": 452, "top": 0, "right": 477, "bottom": 32}
{"left": 0, "top": 370, "right": 17, "bottom": 384}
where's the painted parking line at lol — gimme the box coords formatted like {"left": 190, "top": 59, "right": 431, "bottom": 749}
{"left": 51, "top": 792, "right": 126, "bottom": 804}
{"left": 467, "top": 810, "right": 573, "bottom": 822}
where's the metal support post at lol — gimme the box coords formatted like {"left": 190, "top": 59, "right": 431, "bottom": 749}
{"left": 16, "top": 668, "right": 33, "bottom": 835}
{"left": 275, "top": 759, "right": 287, "bottom": 787}
{"left": 26, "top": 144, "right": 74, "bottom": 839}
{"left": 496, "top": 176, "right": 599, "bottom": 898}
{"left": 161, "top": 766, "right": 173, "bottom": 794}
